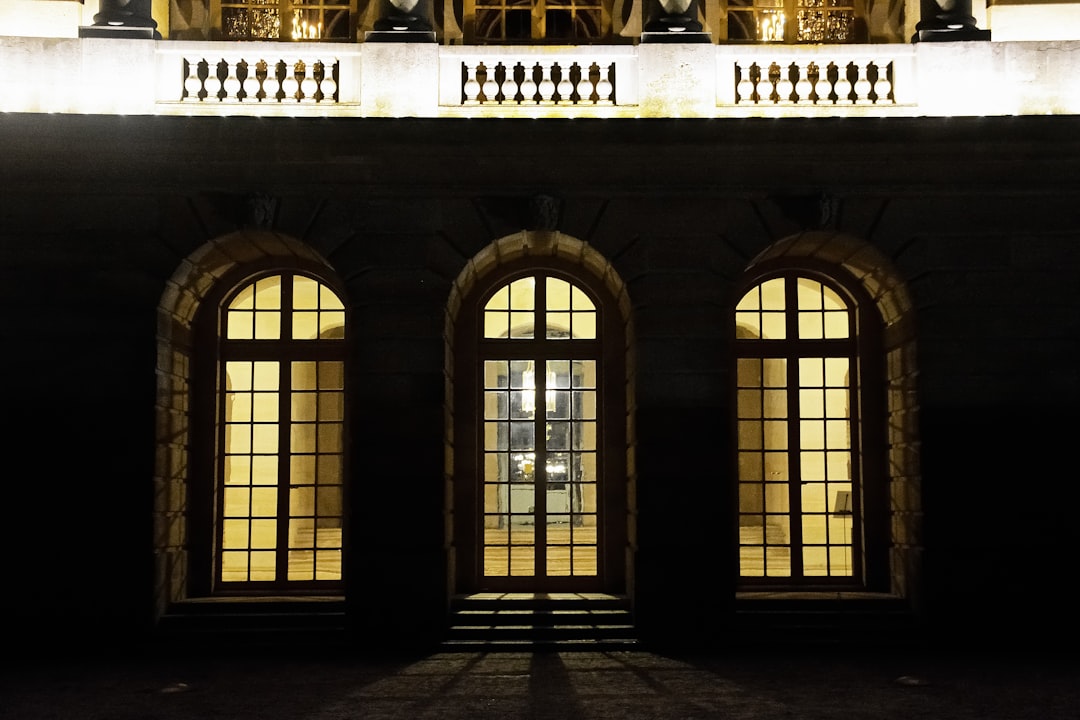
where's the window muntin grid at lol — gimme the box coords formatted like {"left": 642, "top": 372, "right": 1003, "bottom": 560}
{"left": 479, "top": 273, "right": 601, "bottom": 580}
{"left": 217, "top": 0, "right": 355, "bottom": 40}
{"left": 735, "top": 273, "right": 860, "bottom": 584}
{"left": 217, "top": 272, "right": 345, "bottom": 589}
{"left": 484, "top": 276, "right": 596, "bottom": 340}
{"left": 482, "top": 358, "right": 598, "bottom": 577}
{"left": 726, "top": 0, "right": 856, "bottom": 42}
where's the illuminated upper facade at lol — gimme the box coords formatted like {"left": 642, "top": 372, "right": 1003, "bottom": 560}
{"left": 3, "top": 0, "right": 1080, "bottom": 118}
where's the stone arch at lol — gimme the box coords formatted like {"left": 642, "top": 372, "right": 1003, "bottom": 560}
{"left": 153, "top": 230, "right": 342, "bottom": 620}
{"left": 741, "top": 230, "right": 921, "bottom": 604}
{"left": 443, "top": 230, "right": 636, "bottom": 595}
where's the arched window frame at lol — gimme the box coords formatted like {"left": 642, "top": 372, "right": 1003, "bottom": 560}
{"left": 451, "top": 254, "right": 629, "bottom": 594}
{"left": 732, "top": 262, "right": 889, "bottom": 591}
{"left": 189, "top": 264, "right": 350, "bottom": 598}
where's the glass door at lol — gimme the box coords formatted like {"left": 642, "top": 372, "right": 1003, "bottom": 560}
{"left": 477, "top": 274, "right": 602, "bottom": 589}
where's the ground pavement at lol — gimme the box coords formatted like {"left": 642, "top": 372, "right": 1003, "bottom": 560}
{"left": 3, "top": 645, "right": 1078, "bottom": 720}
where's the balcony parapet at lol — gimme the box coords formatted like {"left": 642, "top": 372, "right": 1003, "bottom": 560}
{"left": 2, "top": 35, "right": 1080, "bottom": 118}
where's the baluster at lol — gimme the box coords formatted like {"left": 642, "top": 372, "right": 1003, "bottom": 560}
{"left": 242, "top": 59, "right": 262, "bottom": 101}
{"left": 537, "top": 62, "right": 556, "bottom": 105}
{"left": 463, "top": 62, "right": 481, "bottom": 105}
{"left": 834, "top": 61, "right": 853, "bottom": 105}
{"left": 482, "top": 63, "right": 500, "bottom": 104}
{"left": 265, "top": 61, "right": 285, "bottom": 102}
{"left": 519, "top": 63, "right": 538, "bottom": 104}
{"left": 301, "top": 58, "right": 320, "bottom": 103}
{"left": 736, "top": 62, "right": 756, "bottom": 105}
{"left": 319, "top": 60, "right": 338, "bottom": 103}
{"left": 203, "top": 59, "right": 223, "bottom": 101}
{"left": 776, "top": 62, "right": 795, "bottom": 104}
{"left": 595, "top": 63, "right": 614, "bottom": 105}
{"left": 222, "top": 59, "right": 242, "bottom": 102}
{"left": 815, "top": 62, "right": 833, "bottom": 105}
{"left": 576, "top": 63, "right": 596, "bottom": 104}
{"left": 853, "top": 60, "right": 873, "bottom": 105}
{"left": 795, "top": 62, "right": 815, "bottom": 105}
{"left": 872, "top": 60, "right": 892, "bottom": 104}
{"left": 281, "top": 60, "right": 301, "bottom": 102}
{"left": 501, "top": 63, "right": 520, "bottom": 104}
{"left": 557, "top": 63, "right": 575, "bottom": 105}
{"left": 183, "top": 56, "right": 204, "bottom": 102}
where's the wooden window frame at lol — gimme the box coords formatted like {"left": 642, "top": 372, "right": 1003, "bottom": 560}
{"left": 733, "top": 264, "right": 888, "bottom": 591}
{"left": 190, "top": 266, "right": 349, "bottom": 598}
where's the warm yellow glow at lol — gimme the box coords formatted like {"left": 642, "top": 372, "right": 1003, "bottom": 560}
{"left": 482, "top": 356, "right": 599, "bottom": 578}
{"left": 736, "top": 275, "right": 856, "bottom": 581}
{"left": 218, "top": 273, "right": 345, "bottom": 585}
{"left": 759, "top": 9, "right": 786, "bottom": 40}
{"left": 0, "top": 1, "right": 84, "bottom": 39}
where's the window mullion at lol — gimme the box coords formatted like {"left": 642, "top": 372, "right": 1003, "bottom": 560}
{"left": 276, "top": 360, "right": 291, "bottom": 582}
{"left": 534, "top": 274, "right": 548, "bottom": 575}
{"left": 784, "top": 276, "right": 804, "bottom": 578}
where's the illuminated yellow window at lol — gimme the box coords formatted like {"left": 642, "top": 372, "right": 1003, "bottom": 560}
{"left": 211, "top": 0, "right": 358, "bottom": 40}
{"left": 217, "top": 272, "right": 346, "bottom": 590}
{"left": 726, "top": 0, "right": 863, "bottom": 42}
{"left": 479, "top": 273, "right": 600, "bottom": 580}
{"left": 735, "top": 273, "right": 862, "bottom": 585}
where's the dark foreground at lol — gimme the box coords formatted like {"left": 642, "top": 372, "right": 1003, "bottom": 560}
{"left": 3, "top": 646, "right": 1077, "bottom": 720}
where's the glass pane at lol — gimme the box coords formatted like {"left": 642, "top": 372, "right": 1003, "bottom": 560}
{"left": 321, "top": 284, "right": 344, "bottom": 310}
{"left": 803, "top": 546, "right": 829, "bottom": 576}
{"left": 736, "top": 286, "right": 760, "bottom": 311}
{"left": 509, "top": 545, "right": 534, "bottom": 576}
{"left": 763, "top": 483, "right": 789, "bottom": 513}
{"left": 761, "top": 312, "right": 786, "bottom": 339}
{"left": 547, "top": 277, "right": 571, "bottom": 310}
{"left": 486, "top": 286, "right": 509, "bottom": 310}
{"left": 221, "top": 551, "right": 248, "bottom": 581}
{"left": 801, "top": 481, "right": 826, "bottom": 510}
{"left": 548, "top": 312, "right": 571, "bottom": 338}
{"left": 509, "top": 311, "right": 534, "bottom": 338}
{"left": 760, "top": 278, "right": 785, "bottom": 310}
{"left": 294, "top": 312, "right": 318, "bottom": 340}
{"left": 572, "top": 545, "right": 597, "bottom": 576}
{"left": 571, "top": 285, "right": 594, "bottom": 311}
{"left": 823, "top": 311, "right": 849, "bottom": 338}
{"left": 572, "top": 311, "right": 597, "bottom": 339}
{"left": 485, "top": 311, "right": 510, "bottom": 339}
{"left": 316, "top": 549, "right": 341, "bottom": 580}
{"left": 288, "top": 551, "right": 315, "bottom": 580}
{"left": 740, "top": 546, "right": 765, "bottom": 576}
{"left": 509, "top": 278, "right": 535, "bottom": 310}
{"left": 797, "top": 278, "right": 823, "bottom": 310}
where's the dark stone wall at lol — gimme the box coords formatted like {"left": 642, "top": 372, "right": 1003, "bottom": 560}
{"left": 2, "top": 113, "right": 1078, "bottom": 650}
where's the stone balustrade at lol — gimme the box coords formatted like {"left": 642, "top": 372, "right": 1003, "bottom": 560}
{"left": 1, "top": 35, "right": 1080, "bottom": 117}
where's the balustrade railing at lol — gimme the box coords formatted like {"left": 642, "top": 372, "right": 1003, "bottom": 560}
{"left": 181, "top": 55, "right": 340, "bottom": 103}
{"left": 439, "top": 47, "right": 636, "bottom": 109}
{"left": 720, "top": 45, "right": 915, "bottom": 108}
{"left": 735, "top": 58, "right": 891, "bottom": 104}
{"left": 7, "top": 34, "right": 1065, "bottom": 118}
{"left": 461, "top": 59, "right": 614, "bottom": 105}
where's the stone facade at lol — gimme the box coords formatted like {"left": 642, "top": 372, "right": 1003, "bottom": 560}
{"left": 2, "top": 112, "right": 1078, "bottom": 650}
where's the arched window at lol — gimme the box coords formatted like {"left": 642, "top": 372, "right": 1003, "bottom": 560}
{"left": 734, "top": 269, "right": 883, "bottom": 587}
{"left": 478, "top": 273, "right": 601, "bottom": 581}
{"left": 196, "top": 270, "right": 347, "bottom": 594}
